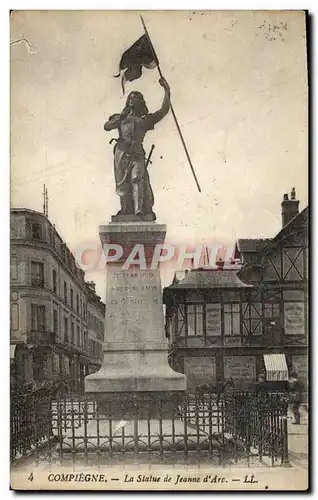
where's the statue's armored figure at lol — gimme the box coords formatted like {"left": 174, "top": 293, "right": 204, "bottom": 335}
{"left": 104, "top": 77, "right": 170, "bottom": 221}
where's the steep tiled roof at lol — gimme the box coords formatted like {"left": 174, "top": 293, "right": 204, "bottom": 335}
{"left": 166, "top": 269, "right": 252, "bottom": 289}
{"left": 237, "top": 239, "right": 272, "bottom": 253}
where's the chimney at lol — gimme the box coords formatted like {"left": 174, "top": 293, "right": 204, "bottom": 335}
{"left": 281, "top": 188, "right": 299, "bottom": 228}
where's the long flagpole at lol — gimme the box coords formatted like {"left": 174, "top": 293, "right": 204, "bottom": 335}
{"left": 140, "top": 15, "right": 202, "bottom": 193}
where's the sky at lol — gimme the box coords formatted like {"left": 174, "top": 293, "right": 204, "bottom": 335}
{"left": 10, "top": 10, "right": 308, "bottom": 300}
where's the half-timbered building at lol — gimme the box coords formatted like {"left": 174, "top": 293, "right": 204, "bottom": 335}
{"left": 163, "top": 189, "right": 308, "bottom": 395}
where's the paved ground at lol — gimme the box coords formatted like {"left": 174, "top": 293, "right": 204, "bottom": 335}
{"left": 287, "top": 405, "right": 308, "bottom": 468}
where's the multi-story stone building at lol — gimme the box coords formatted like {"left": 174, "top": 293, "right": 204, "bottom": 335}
{"left": 163, "top": 189, "right": 308, "bottom": 395}
{"left": 86, "top": 281, "right": 105, "bottom": 374}
{"left": 10, "top": 208, "right": 105, "bottom": 394}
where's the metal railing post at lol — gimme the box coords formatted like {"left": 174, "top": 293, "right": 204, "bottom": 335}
{"left": 282, "top": 413, "right": 291, "bottom": 467}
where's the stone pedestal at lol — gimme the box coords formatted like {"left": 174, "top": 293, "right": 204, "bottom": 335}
{"left": 85, "top": 221, "right": 186, "bottom": 417}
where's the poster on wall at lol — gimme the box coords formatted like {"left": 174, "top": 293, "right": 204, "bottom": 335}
{"left": 184, "top": 357, "right": 216, "bottom": 385}
{"left": 284, "top": 302, "right": 305, "bottom": 335}
{"left": 224, "top": 356, "right": 256, "bottom": 381}
{"left": 206, "top": 304, "right": 221, "bottom": 335}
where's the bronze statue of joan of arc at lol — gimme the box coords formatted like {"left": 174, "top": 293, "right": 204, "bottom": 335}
{"left": 104, "top": 77, "right": 170, "bottom": 221}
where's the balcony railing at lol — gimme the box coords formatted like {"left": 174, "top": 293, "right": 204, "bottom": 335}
{"left": 27, "top": 331, "right": 56, "bottom": 346}
{"left": 55, "top": 337, "right": 90, "bottom": 355}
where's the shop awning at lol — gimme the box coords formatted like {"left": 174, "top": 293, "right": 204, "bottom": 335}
{"left": 263, "top": 354, "right": 288, "bottom": 381}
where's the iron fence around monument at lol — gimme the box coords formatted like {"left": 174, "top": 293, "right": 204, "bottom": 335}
{"left": 11, "top": 389, "right": 290, "bottom": 467}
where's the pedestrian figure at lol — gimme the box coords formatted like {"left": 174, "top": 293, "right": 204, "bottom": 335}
{"left": 255, "top": 371, "right": 267, "bottom": 393}
{"left": 288, "top": 371, "right": 303, "bottom": 425}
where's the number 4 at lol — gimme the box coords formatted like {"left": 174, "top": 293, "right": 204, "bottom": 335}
{"left": 28, "top": 473, "right": 34, "bottom": 482}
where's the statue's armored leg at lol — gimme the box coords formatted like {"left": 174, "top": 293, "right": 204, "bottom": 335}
{"left": 132, "top": 181, "right": 144, "bottom": 216}
{"left": 131, "top": 160, "right": 145, "bottom": 216}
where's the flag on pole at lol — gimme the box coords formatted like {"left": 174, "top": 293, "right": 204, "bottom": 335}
{"left": 114, "top": 34, "right": 158, "bottom": 93}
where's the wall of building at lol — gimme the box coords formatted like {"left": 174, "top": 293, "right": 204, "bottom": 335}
{"left": 10, "top": 209, "right": 105, "bottom": 393}
{"left": 87, "top": 289, "right": 105, "bottom": 371}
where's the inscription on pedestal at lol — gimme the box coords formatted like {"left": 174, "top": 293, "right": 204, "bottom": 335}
{"left": 106, "top": 268, "right": 165, "bottom": 344}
